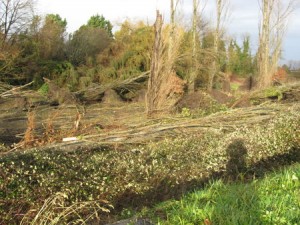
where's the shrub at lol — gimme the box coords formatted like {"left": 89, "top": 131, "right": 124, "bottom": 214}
{"left": 264, "top": 87, "right": 284, "bottom": 101}
{"left": 37, "top": 83, "right": 49, "bottom": 96}
{"left": 181, "top": 107, "right": 191, "bottom": 117}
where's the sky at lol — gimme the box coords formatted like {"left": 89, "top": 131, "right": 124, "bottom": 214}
{"left": 37, "top": 0, "right": 300, "bottom": 63}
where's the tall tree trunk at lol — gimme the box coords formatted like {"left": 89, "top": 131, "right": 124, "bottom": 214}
{"left": 146, "top": 10, "right": 185, "bottom": 116}
{"left": 258, "top": 0, "right": 295, "bottom": 88}
{"left": 168, "top": 0, "right": 176, "bottom": 60}
{"left": 258, "top": 0, "right": 272, "bottom": 88}
{"left": 208, "top": 0, "right": 221, "bottom": 91}
{"left": 188, "top": 0, "right": 199, "bottom": 93}
{"left": 270, "top": 15, "right": 282, "bottom": 79}
{"left": 146, "top": 11, "right": 163, "bottom": 116}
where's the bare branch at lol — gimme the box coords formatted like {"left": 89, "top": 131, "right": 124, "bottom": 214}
{"left": 257, "top": 0, "right": 298, "bottom": 88}
{"left": 0, "top": 0, "right": 34, "bottom": 43}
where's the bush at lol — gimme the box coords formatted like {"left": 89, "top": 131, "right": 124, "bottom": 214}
{"left": 264, "top": 86, "right": 284, "bottom": 100}
{"left": 37, "top": 83, "right": 49, "bottom": 96}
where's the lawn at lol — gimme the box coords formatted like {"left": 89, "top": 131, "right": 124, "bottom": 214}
{"left": 142, "top": 163, "right": 300, "bottom": 225}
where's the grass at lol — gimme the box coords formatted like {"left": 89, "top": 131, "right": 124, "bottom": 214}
{"left": 142, "top": 163, "right": 300, "bottom": 225}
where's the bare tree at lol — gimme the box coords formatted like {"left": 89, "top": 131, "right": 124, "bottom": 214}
{"left": 188, "top": 0, "right": 199, "bottom": 93}
{"left": 192, "top": 0, "right": 200, "bottom": 63}
{"left": 188, "top": 0, "right": 208, "bottom": 92}
{"left": 0, "top": 0, "right": 34, "bottom": 44}
{"left": 257, "top": 0, "right": 297, "bottom": 88}
{"left": 208, "top": 0, "right": 230, "bottom": 91}
{"left": 168, "top": 0, "right": 180, "bottom": 59}
{"left": 288, "top": 60, "right": 300, "bottom": 70}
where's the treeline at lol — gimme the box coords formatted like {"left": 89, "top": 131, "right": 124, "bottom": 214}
{"left": 0, "top": 0, "right": 294, "bottom": 91}
{"left": 0, "top": 6, "right": 155, "bottom": 90}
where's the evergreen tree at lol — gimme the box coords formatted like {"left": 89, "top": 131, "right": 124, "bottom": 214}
{"left": 87, "top": 14, "right": 113, "bottom": 37}
{"left": 240, "top": 36, "right": 253, "bottom": 75}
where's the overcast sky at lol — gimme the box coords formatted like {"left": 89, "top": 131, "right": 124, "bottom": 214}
{"left": 37, "top": 0, "right": 300, "bottom": 63}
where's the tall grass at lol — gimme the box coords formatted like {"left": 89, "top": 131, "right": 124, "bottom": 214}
{"left": 21, "top": 192, "right": 112, "bottom": 225}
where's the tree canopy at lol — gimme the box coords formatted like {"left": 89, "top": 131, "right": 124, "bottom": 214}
{"left": 87, "top": 14, "right": 113, "bottom": 37}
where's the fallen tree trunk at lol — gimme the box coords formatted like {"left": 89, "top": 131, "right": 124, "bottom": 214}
{"left": 2, "top": 101, "right": 298, "bottom": 155}
{"left": 75, "top": 71, "right": 150, "bottom": 102}
{"left": 0, "top": 72, "right": 150, "bottom": 145}
{"left": 76, "top": 102, "right": 300, "bottom": 145}
{"left": 1, "top": 82, "right": 299, "bottom": 149}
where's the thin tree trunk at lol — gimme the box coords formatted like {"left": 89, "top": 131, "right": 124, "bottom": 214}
{"left": 270, "top": 0, "right": 294, "bottom": 78}
{"left": 168, "top": 0, "right": 176, "bottom": 60}
{"left": 258, "top": 0, "right": 296, "bottom": 88}
{"left": 270, "top": 18, "right": 282, "bottom": 78}
{"left": 208, "top": 0, "right": 221, "bottom": 91}
{"left": 188, "top": 0, "right": 198, "bottom": 93}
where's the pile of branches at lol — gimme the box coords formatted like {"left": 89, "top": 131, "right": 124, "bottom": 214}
{"left": 1, "top": 100, "right": 299, "bottom": 225}
{"left": 77, "top": 102, "right": 300, "bottom": 144}
{"left": 13, "top": 102, "right": 298, "bottom": 153}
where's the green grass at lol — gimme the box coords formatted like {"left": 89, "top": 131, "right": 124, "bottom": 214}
{"left": 143, "top": 163, "right": 300, "bottom": 225}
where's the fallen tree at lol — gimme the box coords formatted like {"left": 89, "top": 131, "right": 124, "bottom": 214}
{"left": 0, "top": 72, "right": 150, "bottom": 145}
{"left": 0, "top": 81, "right": 299, "bottom": 150}
{"left": 11, "top": 101, "right": 298, "bottom": 153}
{"left": 75, "top": 71, "right": 150, "bottom": 102}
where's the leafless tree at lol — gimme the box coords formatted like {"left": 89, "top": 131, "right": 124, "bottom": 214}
{"left": 208, "top": 0, "right": 230, "bottom": 91}
{"left": 257, "top": 0, "right": 298, "bottom": 88}
{"left": 188, "top": 0, "right": 208, "bottom": 92}
{"left": 0, "top": 0, "right": 34, "bottom": 44}
{"left": 288, "top": 60, "right": 300, "bottom": 70}
{"left": 168, "top": 0, "right": 181, "bottom": 59}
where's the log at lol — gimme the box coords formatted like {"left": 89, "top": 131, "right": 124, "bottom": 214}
{"left": 1, "top": 82, "right": 299, "bottom": 150}
{"left": 75, "top": 71, "right": 150, "bottom": 102}
{"left": 80, "top": 102, "right": 299, "bottom": 145}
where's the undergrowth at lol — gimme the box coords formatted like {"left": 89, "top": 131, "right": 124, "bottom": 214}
{"left": 0, "top": 108, "right": 299, "bottom": 224}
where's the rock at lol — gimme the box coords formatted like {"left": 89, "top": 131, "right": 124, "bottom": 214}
{"left": 102, "top": 89, "right": 124, "bottom": 104}
{"left": 106, "top": 218, "right": 153, "bottom": 225}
